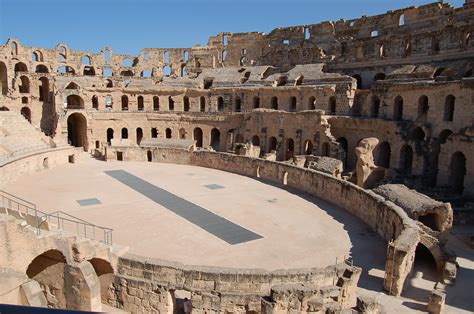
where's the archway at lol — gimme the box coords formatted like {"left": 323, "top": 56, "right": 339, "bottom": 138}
{"left": 166, "top": 128, "right": 172, "bottom": 139}
{"left": 439, "top": 129, "right": 453, "bottom": 144}
{"left": 371, "top": 96, "right": 380, "bottom": 118}
{"left": 399, "top": 145, "right": 413, "bottom": 174}
{"left": 352, "top": 74, "right": 362, "bottom": 89}
{"left": 304, "top": 140, "right": 313, "bottom": 155}
{"left": 393, "top": 96, "right": 403, "bottom": 121}
{"left": 374, "top": 141, "right": 391, "bottom": 168}
{"left": 286, "top": 138, "right": 295, "bottom": 160}
{"left": 66, "top": 95, "right": 84, "bottom": 109}
{"left": 321, "top": 142, "right": 330, "bottom": 157}
{"left": 21, "top": 107, "right": 31, "bottom": 123}
{"left": 337, "top": 137, "right": 348, "bottom": 169}
{"left": 417, "top": 95, "right": 429, "bottom": 121}
{"left": 449, "top": 152, "right": 466, "bottom": 194}
{"left": 136, "top": 128, "right": 143, "bottom": 145}
{"left": 67, "top": 113, "right": 88, "bottom": 151}
{"left": 252, "top": 135, "right": 260, "bottom": 146}
{"left": 107, "top": 128, "right": 114, "bottom": 144}
{"left": 147, "top": 150, "right": 152, "bottom": 162}
{"left": 268, "top": 136, "right": 278, "bottom": 152}
{"left": 193, "top": 127, "right": 203, "bottom": 148}
{"left": 38, "top": 77, "right": 49, "bottom": 102}
{"left": 0, "top": 61, "right": 8, "bottom": 95}
{"left": 121, "top": 128, "right": 128, "bottom": 139}
{"left": 88, "top": 258, "right": 114, "bottom": 304}
{"left": 210, "top": 128, "right": 220, "bottom": 150}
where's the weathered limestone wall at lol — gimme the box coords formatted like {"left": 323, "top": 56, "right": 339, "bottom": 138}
{"left": 109, "top": 255, "right": 360, "bottom": 313}
{"left": 0, "top": 147, "right": 80, "bottom": 189}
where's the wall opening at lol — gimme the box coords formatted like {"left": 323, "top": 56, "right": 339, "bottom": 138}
{"left": 153, "top": 96, "right": 160, "bottom": 111}
{"left": 417, "top": 96, "right": 429, "bottom": 121}
{"left": 183, "top": 96, "right": 190, "bottom": 112}
{"left": 88, "top": 258, "right": 114, "bottom": 304}
{"left": 21, "top": 107, "right": 31, "bottom": 123}
{"left": 67, "top": 113, "right": 88, "bottom": 151}
{"left": 168, "top": 96, "right": 174, "bottom": 111}
{"left": 268, "top": 136, "right": 278, "bottom": 152}
{"left": 289, "top": 96, "right": 297, "bottom": 112}
{"left": 107, "top": 128, "right": 114, "bottom": 144}
{"left": 328, "top": 97, "right": 336, "bottom": 115}
{"left": 337, "top": 137, "right": 348, "bottom": 169}
{"left": 304, "top": 140, "right": 313, "bottom": 155}
{"left": 166, "top": 128, "right": 172, "bottom": 139}
{"left": 371, "top": 96, "right": 380, "bottom": 118}
{"left": 252, "top": 135, "right": 260, "bottom": 146}
{"left": 374, "top": 141, "right": 391, "bottom": 168}
{"left": 137, "top": 96, "right": 144, "bottom": 111}
{"left": 210, "top": 128, "right": 221, "bottom": 151}
{"left": 253, "top": 96, "right": 260, "bottom": 109}
{"left": 271, "top": 97, "right": 278, "bottom": 110}
{"left": 449, "top": 152, "right": 466, "bottom": 194}
{"left": 136, "top": 128, "right": 143, "bottom": 145}
{"left": 308, "top": 96, "right": 316, "bottom": 110}
{"left": 121, "top": 95, "right": 129, "bottom": 111}
{"left": 193, "top": 127, "right": 203, "bottom": 148}
{"left": 147, "top": 150, "right": 152, "bottom": 162}
{"left": 393, "top": 96, "right": 403, "bottom": 121}
{"left": 283, "top": 171, "right": 288, "bottom": 185}
{"left": 121, "top": 128, "right": 128, "bottom": 139}
{"left": 200, "top": 96, "right": 206, "bottom": 112}
{"left": 217, "top": 97, "right": 224, "bottom": 111}
{"left": 117, "top": 151, "right": 123, "bottom": 161}
{"left": 443, "top": 95, "right": 455, "bottom": 121}
{"left": 286, "top": 138, "right": 295, "bottom": 160}
{"left": 399, "top": 145, "right": 413, "bottom": 174}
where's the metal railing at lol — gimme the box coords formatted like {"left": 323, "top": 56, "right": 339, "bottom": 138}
{"left": 0, "top": 190, "right": 113, "bottom": 245}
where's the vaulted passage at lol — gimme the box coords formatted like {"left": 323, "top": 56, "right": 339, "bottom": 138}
{"left": 67, "top": 113, "right": 88, "bottom": 151}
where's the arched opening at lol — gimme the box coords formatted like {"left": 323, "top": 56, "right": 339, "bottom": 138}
{"left": 136, "top": 128, "right": 143, "bottom": 145}
{"left": 352, "top": 74, "right": 362, "bottom": 89}
{"left": 65, "top": 82, "right": 79, "bottom": 90}
{"left": 417, "top": 95, "right": 429, "bottom": 121}
{"left": 168, "top": 96, "right": 174, "bottom": 111}
{"left": 120, "top": 70, "right": 133, "bottom": 77}
{"left": 443, "top": 95, "right": 455, "bottom": 122}
{"left": 95, "top": 141, "right": 100, "bottom": 149}
{"left": 289, "top": 96, "right": 297, "bottom": 112}
{"left": 142, "top": 69, "right": 152, "bottom": 78}
{"left": 393, "top": 96, "right": 403, "bottom": 121}
{"left": 282, "top": 171, "right": 288, "bottom": 185}
{"left": 67, "top": 113, "right": 88, "bottom": 150}
{"left": 137, "top": 96, "right": 144, "bottom": 111}
{"left": 147, "top": 150, "right": 152, "bottom": 162}
{"left": 66, "top": 95, "right": 84, "bottom": 109}
{"left": 271, "top": 96, "right": 278, "bottom": 110}
{"left": 105, "top": 79, "right": 113, "bottom": 88}
{"left": 151, "top": 128, "right": 158, "bottom": 138}
{"left": 83, "top": 66, "right": 95, "bottom": 76}
{"left": 304, "top": 140, "right": 313, "bottom": 155}
{"left": 308, "top": 96, "right": 316, "bottom": 110}
{"left": 0, "top": 106, "right": 9, "bottom": 111}
{"left": 374, "top": 141, "right": 391, "bottom": 168}
{"left": 38, "top": 77, "right": 49, "bottom": 102}
{"left": 32, "top": 51, "right": 42, "bottom": 62}
{"left": 183, "top": 96, "right": 190, "bottom": 112}
{"left": 373, "top": 73, "right": 386, "bottom": 83}
{"left": 328, "top": 97, "right": 336, "bottom": 115}
{"left": 107, "top": 128, "right": 114, "bottom": 144}
{"left": 399, "top": 145, "right": 413, "bottom": 174}
{"left": 21, "top": 107, "right": 31, "bottom": 123}
{"left": 286, "top": 138, "right": 295, "bottom": 159}
{"left": 22, "top": 96, "right": 28, "bottom": 104}
{"left": 165, "top": 128, "right": 172, "bottom": 139}
{"left": 418, "top": 214, "right": 440, "bottom": 231}
{"left": 234, "top": 96, "right": 241, "bottom": 112}
{"left": 371, "top": 96, "right": 380, "bottom": 118}
{"left": 439, "top": 129, "right": 453, "bottom": 144}
{"left": 252, "top": 135, "right": 260, "bottom": 146}
{"left": 14, "top": 62, "right": 28, "bottom": 73}
{"left": 35, "top": 64, "right": 49, "bottom": 73}
{"left": 253, "top": 96, "right": 260, "bottom": 109}
{"left": 92, "top": 95, "right": 99, "bottom": 109}
{"left": 321, "top": 142, "right": 330, "bottom": 157}
{"left": 171, "top": 290, "right": 192, "bottom": 314}
{"left": 193, "top": 127, "right": 203, "bottom": 148}
{"left": 200, "top": 96, "right": 206, "bottom": 112}
{"left": 399, "top": 14, "right": 405, "bottom": 26}
{"left": 26, "top": 249, "right": 67, "bottom": 278}
{"left": 88, "top": 258, "right": 114, "bottom": 304}
{"left": 0, "top": 61, "right": 8, "bottom": 95}
{"left": 163, "top": 65, "right": 171, "bottom": 77}
{"left": 179, "top": 128, "right": 186, "bottom": 139}
{"left": 217, "top": 97, "right": 224, "bottom": 112}
{"left": 19, "top": 76, "right": 30, "bottom": 93}
{"left": 153, "top": 96, "right": 160, "bottom": 111}
{"left": 181, "top": 66, "right": 187, "bottom": 77}
{"left": 121, "top": 128, "right": 128, "bottom": 139}
{"left": 268, "top": 136, "right": 278, "bottom": 152}
{"left": 210, "top": 128, "right": 220, "bottom": 150}
{"left": 337, "top": 137, "right": 348, "bottom": 169}
{"left": 449, "top": 152, "right": 466, "bottom": 194}
{"left": 410, "top": 127, "right": 425, "bottom": 142}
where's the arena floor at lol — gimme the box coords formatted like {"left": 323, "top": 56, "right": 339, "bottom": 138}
{"left": 6, "top": 155, "right": 387, "bottom": 271}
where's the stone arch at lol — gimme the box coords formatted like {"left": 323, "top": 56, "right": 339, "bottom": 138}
{"left": 393, "top": 96, "right": 403, "bottom": 121}
{"left": 66, "top": 95, "right": 84, "bottom": 109}
{"left": 410, "top": 127, "right": 425, "bottom": 142}
{"left": 0, "top": 61, "right": 8, "bottom": 95}
{"left": 88, "top": 258, "right": 114, "bottom": 304}
{"left": 217, "top": 96, "right": 224, "bottom": 112}
{"left": 328, "top": 96, "right": 336, "bottom": 115}
{"left": 439, "top": 129, "right": 453, "bottom": 144}
{"left": 234, "top": 96, "right": 242, "bottom": 112}
{"left": 399, "top": 145, "right": 413, "bottom": 174}
{"left": 304, "top": 140, "right": 313, "bottom": 155}
{"left": 147, "top": 150, "right": 153, "bottom": 162}
{"left": 282, "top": 171, "right": 288, "bottom": 185}
{"left": 121, "top": 128, "right": 128, "bottom": 139}
{"left": 14, "top": 62, "right": 28, "bottom": 73}
{"left": 26, "top": 249, "right": 67, "bottom": 278}
{"left": 371, "top": 95, "right": 380, "bottom": 118}
{"left": 92, "top": 95, "right": 99, "bottom": 109}
{"left": 200, "top": 96, "right": 206, "bottom": 112}
{"left": 136, "top": 127, "right": 143, "bottom": 145}
{"left": 417, "top": 95, "right": 429, "bottom": 121}
{"left": 352, "top": 74, "right": 362, "bottom": 89}
{"left": 449, "top": 152, "right": 466, "bottom": 194}
{"left": 36, "top": 64, "right": 49, "bottom": 73}
{"left": 193, "top": 127, "right": 203, "bottom": 148}
{"left": 374, "top": 141, "right": 391, "bottom": 168}
{"left": 443, "top": 95, "right": 455, "bottom": 122}
{"left": 308, "top": 96, "right": 316, "bottom": 110}
{"left": 268, "top": 136, "right": 278, "bottom": 152}
{"left": 165, "top": 128, "right": 172, "bottom": 139}
{"left": 153, "top": 96, "right": 160, "bottom": 111}
{"left": 38, "top": 77, "right": 49, "bottom": 102}
{"left": 21, "top": 107, "right": 31, "bottom": 123}
{"left": 107, "top": 128, "right": 114, "bottom": 144}
{"left": 168, "top": 96, "right": 174, "bottom": 111}
{"left": 337, "top": 137, "right": 348, "bottom": 169}
{"left": 373, "top": 73, "right": 386, "bottom": 82}
{"left": 286, "top": 138, "right": 295, "bottom": 160}
{"left": 137, "top": 96, "right": 144, "bottom": 111}
{"left": 289, "top": 96, "right": 297, "bottom": 112}
{"left": 67, "top": 113, "right": 88, "bottom": 151}
{"left": 19, "top": 75, "right": 30, "bottom": 93}
{"left": 252, "top": 135, "right": 260, "bottom": 146}
{"left": 210, "top": 128, "right": 221, "bottom": 150}
{"left": 253, "top": 96, "right": 260, "bottom": 109}
{"left": 271, "top": 96, "right": 278, "bottom": 110}
{"left": 183, "top": 96, "right": 190, "bottom": 112}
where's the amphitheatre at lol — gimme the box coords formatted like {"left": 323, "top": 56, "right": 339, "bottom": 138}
{"left": 0, "top": 0, "right": 473, "bottom": 313}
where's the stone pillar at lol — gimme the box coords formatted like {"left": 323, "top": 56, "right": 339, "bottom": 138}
{"left": 20, "top": 280, "right": 47, "bottom": 307}
{"left": 65, "top": 261, "right": 102, "bottom": 311}
{"left": 427, "top": 289, "right": 446, "bottom": 314}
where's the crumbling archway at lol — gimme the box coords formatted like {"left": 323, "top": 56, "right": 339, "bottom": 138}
{"left": 210, "top": 128, "right": 221, "bottom": 151}
{"left": 374, "top": 141, "right": 391, "bottom": 168}
{"left": 88, "top": 258, "right": 114, "bottom": 304}
{"left": 67, "top": 113, "right": 88, "bottom": 151}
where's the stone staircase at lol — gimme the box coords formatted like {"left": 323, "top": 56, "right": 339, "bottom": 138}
{"left": 0, "top": 112, "right": 54, "bottom": 163}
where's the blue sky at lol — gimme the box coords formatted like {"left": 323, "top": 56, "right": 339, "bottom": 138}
{"left": 0, "top": 0, "right": 466, "bottom": 55}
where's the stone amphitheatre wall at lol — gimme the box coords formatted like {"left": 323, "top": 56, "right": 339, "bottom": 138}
{"left": 111, "top": 255, "right": 360, "bottom": 313}
{"left": 105, "top": 147, "right": 421, "bottom": 297}
{"left": 0, "top": 147, "right": 80, "bottom": 189}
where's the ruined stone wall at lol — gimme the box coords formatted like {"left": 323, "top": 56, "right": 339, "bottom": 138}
{"left": 109, "top": 255, "right": 360, "bottom": 313}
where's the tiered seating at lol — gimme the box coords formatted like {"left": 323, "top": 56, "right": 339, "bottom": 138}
{"left": 0, "top": 112, "right": 51, "bottom": 163}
